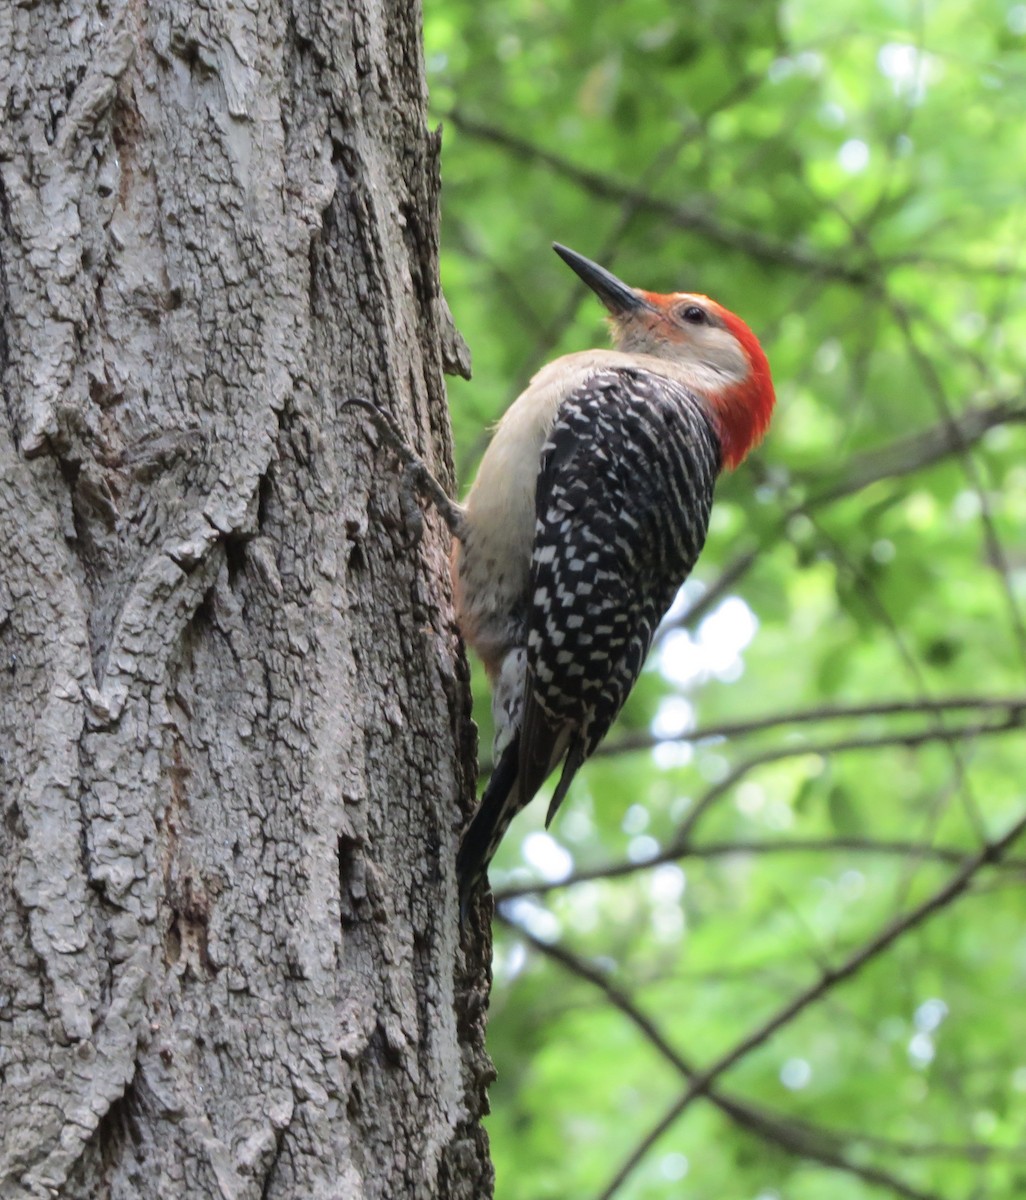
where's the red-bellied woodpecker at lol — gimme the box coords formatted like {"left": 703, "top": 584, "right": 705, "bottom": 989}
{"left": 452, "top": 244, "right": 776, "bottom": 917}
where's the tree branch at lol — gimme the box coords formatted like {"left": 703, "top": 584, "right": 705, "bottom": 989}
{"left": 595, "top": 693, "right": 1026, "bottom": 760}
{"left": 591, "top": 808, "right": 1026, "bottom": 1199}
{"left": 803, "top": 396, "right": 1026, "bottom": 509}
{"left": 493, "top": 835, "right": 1026, "bottom": 901}
{"left": 500, "top": 916, "right": 955, "bottom": 1200}
{"left": 494, "top": 710, "right": 1025, "bottom": 900}
{"left": 442, "top": 110, "right": 875, "bottom": 285}
{"left": 673, "top": 710, "right": 1023, "bottom": 848}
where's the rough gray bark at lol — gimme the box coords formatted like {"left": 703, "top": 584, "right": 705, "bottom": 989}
{"left": 0, "top": 1, "right": 492, "bottom": 1197}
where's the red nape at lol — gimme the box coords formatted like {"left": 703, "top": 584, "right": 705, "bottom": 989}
{"left": 712, "top": 307, "right": 775, "bottom": 469}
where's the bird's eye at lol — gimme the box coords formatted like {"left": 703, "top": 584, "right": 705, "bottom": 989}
{"left": 680, "top": 305, "right": 706, "bottom": 325}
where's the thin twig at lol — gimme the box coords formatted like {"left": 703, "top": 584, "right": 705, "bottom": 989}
{"left": 595, "top": 693, "right": 1026, "bottom": 759}
{"left": 483, "top": 704, "right": 1026, "bottom": 896}
{"left": 887, "top": 301, "right": 1026, "bottom": 672}
{"left": 673, "top": 711, "right": 1023, "bottom": 847}
{"left": 806, "top": 396, "right": 1026, "bottom": 507}
{"left": 479, "top": 691, "right": 1026, "bottom": 778}
{"left": 493, "top": 835, "right": 1026, "bottom": 901}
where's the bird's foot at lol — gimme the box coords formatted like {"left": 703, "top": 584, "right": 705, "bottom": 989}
{"left": 344, "top": 398, "right": 465, "bottom": 543}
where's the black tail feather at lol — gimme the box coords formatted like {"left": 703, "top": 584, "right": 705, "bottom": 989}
{"left": 545, "top": 737, "right": 585, "bottom": 828}
{"left": 457, "top": 736, "right": 521, "bottom": 922}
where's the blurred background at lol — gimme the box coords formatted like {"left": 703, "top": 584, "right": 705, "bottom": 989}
{"left": 424, "top": 1, "right": 1026, "bottom": 1196}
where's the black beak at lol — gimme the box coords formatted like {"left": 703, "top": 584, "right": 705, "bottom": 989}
{"left": 552, "top": 243, "right": 650, "bottom": 316}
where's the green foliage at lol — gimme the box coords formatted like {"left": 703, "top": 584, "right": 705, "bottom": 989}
{"left": 425, "top": 0, "right": 1026, "bottom": 1195}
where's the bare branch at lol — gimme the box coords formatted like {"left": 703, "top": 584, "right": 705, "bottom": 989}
{"left": 803, "top": 396, "right": 1026, "bottom": 508}
{"left": 595, "top": 693, "right": 1026, "bottom": 760}
{"left": 442, "top": 110, "right": 874, "bottom": 285}
{"left": 493, "top": 835, "right": 1026, "bottom": 902}
{"left": 591, "top": 808, "right": 1026, "bottom": 1199}
{"left": 673, "top": 710, "right": 1023, "bottom": 847}
{"left": 499, "top": 916, "right": 952, "bottom": 1200}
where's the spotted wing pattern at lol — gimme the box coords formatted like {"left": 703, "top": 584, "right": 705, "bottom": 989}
{"left": 517, "top": 367, "right": 721, "bottom": 820}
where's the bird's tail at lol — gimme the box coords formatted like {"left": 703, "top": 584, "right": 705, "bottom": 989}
{"left": 457, "top": 735, "right": 522, "bottom": 922}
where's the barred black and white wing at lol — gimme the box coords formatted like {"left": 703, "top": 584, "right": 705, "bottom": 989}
{"left": 457, "top": 367, "right": 720, "bottom": 912}
{"left": 518, "top": 367, "right": 720, "bottom": 820}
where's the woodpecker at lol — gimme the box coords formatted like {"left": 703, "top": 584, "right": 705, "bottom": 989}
{"left": 451, "top": 244, "right": 775, "bottom": 916}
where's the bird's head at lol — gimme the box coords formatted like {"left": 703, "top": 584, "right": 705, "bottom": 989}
{"left": 554, "top": 243, "right": 775, "bottom": 470}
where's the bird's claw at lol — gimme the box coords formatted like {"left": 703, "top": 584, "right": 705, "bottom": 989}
{"left": 344, "top": 396, "right": 465, "bottom": 541}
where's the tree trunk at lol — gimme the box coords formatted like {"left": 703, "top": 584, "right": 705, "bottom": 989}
{"left": 0, "top": 1, "right": 491, "bottom": 1196}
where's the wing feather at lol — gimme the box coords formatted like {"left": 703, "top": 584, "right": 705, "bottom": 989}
{"left": 518, "top": 367, "right": 720, "bottom": 824}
